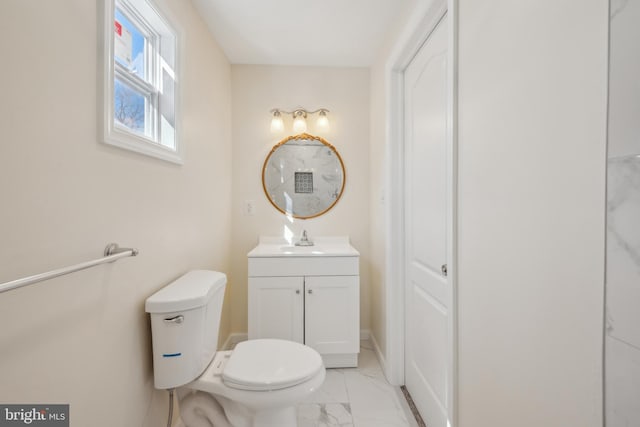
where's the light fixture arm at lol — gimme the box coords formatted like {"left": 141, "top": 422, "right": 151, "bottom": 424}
{"left": 271, "top": 108, "right": 330, "bottom": 115}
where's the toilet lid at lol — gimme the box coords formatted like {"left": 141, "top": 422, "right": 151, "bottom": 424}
{"left": 222, "top": 339, "right": 323, "bottom": 391}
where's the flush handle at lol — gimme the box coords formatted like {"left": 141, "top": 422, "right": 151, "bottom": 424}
{"left": 164, "top": 315, "right": 184, "bottom": 324}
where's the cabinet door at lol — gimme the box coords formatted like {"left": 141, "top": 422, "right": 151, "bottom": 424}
{"left": 304, "top": 275, "right": 359, "bottom": 354}
{"left": 248, "top": 276, "right": 304, "bottom": 343}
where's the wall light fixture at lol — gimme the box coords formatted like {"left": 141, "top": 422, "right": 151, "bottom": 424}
{"left": 270, "top": 108, "right": 330, "bottom": 134}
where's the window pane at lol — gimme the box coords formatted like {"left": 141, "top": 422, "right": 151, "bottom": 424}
{"left": 114, "top": 78, "right": 148, "bottom": 136}
{"left": 114, "top": 8, "right": 146, "bottom": 81}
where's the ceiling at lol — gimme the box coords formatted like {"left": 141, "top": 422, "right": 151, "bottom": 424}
{"left": 190, "top": 0, "right": 413, "bottom": 67}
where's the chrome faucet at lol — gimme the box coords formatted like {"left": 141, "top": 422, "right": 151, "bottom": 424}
{"left": 295, "top": 230, "right": 314, "bottom": 246}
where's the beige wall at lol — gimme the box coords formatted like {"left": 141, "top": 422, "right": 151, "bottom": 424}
{"left": 368, "top": 0, "right": 421, "bottom": 364}
{"left": 368, "top": 61, "right": 388, "bottom": 358}
{"left": 0, "top": 1, "right": 231, "bottom": 426}
{"left": 456, "top": 1, "right": 607, "bottom": 426}
{"left": 230, "top": 65, "right": 371, "bottom": 336}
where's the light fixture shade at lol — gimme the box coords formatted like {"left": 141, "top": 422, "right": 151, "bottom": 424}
{"left": 270, "top": 111, "right": 284, "bottom": 133}
{"left": 316, "top": 110, "right": 330, "bottom": 132}
{"left": 292, "top": 112, "right": 307, "bottom": 133}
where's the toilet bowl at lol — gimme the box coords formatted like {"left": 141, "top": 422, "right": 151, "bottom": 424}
{"left": 145, "top": 270, "right": 326, "bottom": 427}
{"left": 186, "top": 339, "right": 325, "bottom": 427}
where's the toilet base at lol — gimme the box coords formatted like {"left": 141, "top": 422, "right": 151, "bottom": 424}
{"left": 181, "top": 392, "right": 298, "bottom": 427}
{"left": 215, "top": 394, "right": 297, "bottom": 427}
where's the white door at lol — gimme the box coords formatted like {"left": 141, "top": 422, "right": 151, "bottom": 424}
{"left": 304, "top": 275, "right": 359, "bottom": 355}
{"left": 404, "top": 14, "right": 451, "bottom": 427}
{"left": 248, "top": 276, "right": 304, "bottom": 343}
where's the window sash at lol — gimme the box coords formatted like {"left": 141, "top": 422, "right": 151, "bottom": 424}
{"left": 113, "top": 7, "right": 159, "bottom": 143}
{"left": 103, "top": 0, "right": 181, "bottom": 164}
{"left": 113, "top": 75, "right": 157, "bottom": 139}
{"left": 115, "top": 0, "right": 157, "bottom": 85}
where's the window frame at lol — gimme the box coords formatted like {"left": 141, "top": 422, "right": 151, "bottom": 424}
{"left": 102, "top": 0, "right": 182, "bottom": 164}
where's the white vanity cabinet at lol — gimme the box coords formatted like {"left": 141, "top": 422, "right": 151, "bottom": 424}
{"left": 248, "top": 276, "right": 305, "bottom": 343}
{"left": 248, "top": 237, "right": 360, "bottom": 368}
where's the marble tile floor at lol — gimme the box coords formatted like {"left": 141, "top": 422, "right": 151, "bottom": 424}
{"left": 297, "top": 340, "right": 419, "bottom": 427}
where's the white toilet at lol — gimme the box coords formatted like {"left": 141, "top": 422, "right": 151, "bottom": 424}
{"left": 145, "top": 270, "right": 325, "bottom": 427}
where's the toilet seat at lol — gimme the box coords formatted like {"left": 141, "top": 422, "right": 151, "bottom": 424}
{"left": 222, "top": 339, "right": 323, "bottom": 391}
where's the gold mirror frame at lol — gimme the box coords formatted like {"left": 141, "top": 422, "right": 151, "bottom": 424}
{"left": 262, "top": 133, "right": 346, "bottom": 219}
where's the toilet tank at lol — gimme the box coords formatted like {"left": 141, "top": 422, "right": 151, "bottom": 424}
{"left": 145, "top": 270, "right": 227, "bottom": 389}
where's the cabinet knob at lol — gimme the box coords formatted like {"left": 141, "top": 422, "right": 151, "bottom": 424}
{"left": 296, "top": 289, "right": 300, "bottom": 294}
{"left": 308, "top": 289, "right": 313, "bottom": 294}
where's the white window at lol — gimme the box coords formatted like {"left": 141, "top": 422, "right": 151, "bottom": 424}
{"left": 102, "top": 0, "right": 181, "bottom": 163}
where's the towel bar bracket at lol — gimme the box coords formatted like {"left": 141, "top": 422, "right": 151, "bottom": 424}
{"left": 104, "top": 243, "right": 139, "bottom": 258}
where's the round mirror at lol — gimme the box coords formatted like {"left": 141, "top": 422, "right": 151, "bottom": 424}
{"left": 262, "top": 133, "right": 345, "bottom": 219}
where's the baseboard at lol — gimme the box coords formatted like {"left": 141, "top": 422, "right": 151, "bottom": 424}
{"left": 221, "top": 332, "right": 248, "bottom": 350}
{"left": 368, "top": 331, "right": 387, "bottom": 377}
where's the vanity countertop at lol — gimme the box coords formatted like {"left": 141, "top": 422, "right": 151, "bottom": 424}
{"left": 247, "top": 236, "right": 359, "bottom": 258}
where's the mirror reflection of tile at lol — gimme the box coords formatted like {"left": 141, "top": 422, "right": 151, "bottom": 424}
{"left": 295, "top": 172, "right": 314, "bottom": 193}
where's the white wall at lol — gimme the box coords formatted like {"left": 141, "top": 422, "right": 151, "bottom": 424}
{"left": 0, "top": 1, "right": 232, "bottom": 426}
{"left": 606, "top": 0, "right": 640, "bottom": 425}
{"left": 230, "top": 65, "right": 371, "bottom": 336}
{"left": 371, "top": 0, "right": 607, "bottom": 425}
{"left": 608, "top": 0, "right": 640, "bottom": 159}
{"left": 457, "top": 1, "right": 607, "bottom": 426}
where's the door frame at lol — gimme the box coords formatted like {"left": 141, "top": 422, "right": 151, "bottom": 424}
{"left": 384, "top": 0, "right": 458, "bottom": 425}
